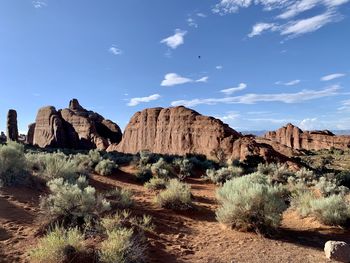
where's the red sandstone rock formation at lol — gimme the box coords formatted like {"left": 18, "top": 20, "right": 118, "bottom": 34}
{"left": 264, "top": 123, "right": 350, "bottom": 151}
{"left": 108, "top": 106, "right": 291, "bottom": 162}
{"left": 30, "top": 99, "right": 122, "bottom": 150}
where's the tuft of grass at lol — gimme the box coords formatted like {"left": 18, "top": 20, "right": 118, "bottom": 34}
{"left": 29, "top": 225, "right": 84, "bottom": 263}
{"left": 155, "top": 179, "right": 192, "bottom": 210}
{"left": 104, "top": 187, "right": 133, "bottom": 208}
{"left": 144, "top": 177, "right": 167, "bottom": 190}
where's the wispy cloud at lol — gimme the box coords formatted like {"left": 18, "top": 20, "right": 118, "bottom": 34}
{"left": 161, "top": 73, "right": 208, "bottom": 86}
{"left": 171, "top": 85, "right": 340, "bottom": 107}
{"left": 109, "top": 46, "right": 122, "bottom": 56}
{"left": 216, "top": 65, "right": 223, "bottom": 70}
{"left": 196, "top": 76, "right": 209, "bottom": 83}
{"left": 160, "top": 29, "right": 187, "bottom": 49}
{"left": 187, "top": 18, "right": 198, "bottom": 28}
{"left": 248, "top": 23, "right": 277, "bottom": 37}
{"left": 220, "top": 83, "right": 247, "bottom": 95}
{"left": 338, "top": 99, "right": 350, "bottom": 111}
{"left": 32, "top": 0, "right": 47, "bottom": 8}
{"left": 321, "top": 73, "right": 346, "bottom": 81}
{"left": 197, "top": 13, "right": 207, "bottom": 18}
{"left": 275, "top": 79, "right": 301, "bottom": 86}
{"left": 213, "top": 0, "right": 349, "bottom": 38}
{"left": 127, "top": 94, "right": 161, "bottom": 106}
{"left": 299, "top": 118, "right": 319, "bottom": 130}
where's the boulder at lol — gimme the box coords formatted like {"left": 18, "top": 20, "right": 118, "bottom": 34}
{"left": 26, "top": 123, "right": 36, "bottom": 145}
{"left": 108, "top": 106, "right": 292, "bottom": 162}
{"left": 264, "top": 123, "right": 350, "bottom": 151}
{"left": 30, "top": 99, "right": 122, "bottom": 150}
{"left": 324, "top": 241, "right": 350, "bottom": 262}
{"left": 6, "top": 109, "right": 18, "bottom": 141}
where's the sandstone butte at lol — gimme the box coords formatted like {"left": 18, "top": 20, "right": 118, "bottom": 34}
{"left": 27, "top": 99, "right": 122, "bottom": 150}
{"left": 107, "top": 106, "right": 291, "bottom": 163}
{"left": 263, "top": 123, "right": 350, "bottom": 151}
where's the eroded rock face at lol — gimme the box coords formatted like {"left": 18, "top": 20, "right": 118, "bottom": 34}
{"left": 264, "top": 123, "right": 350, "bottom": 151}
{"left": 30, "top": 99, "right": 122, "bottom": 150}
{"left": 7, "top": 109, "right": 18, "bottom": 142}
{"left": 108, "top": 106, "right": 290, "bottom": 162}
{"left": 26, "top": 123, "right": 36, "bottom": 145}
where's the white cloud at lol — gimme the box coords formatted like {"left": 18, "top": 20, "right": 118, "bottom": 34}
{"left": 127, "top": 94, "right": 161, "bottom": 106}
{"left": 187, "top": 18, "right": 198, "bottom": 28}
{"left": 197, "top": 13, "right": 207, "bottom": 17}
{"left": 161, "top": 73, "right": 193, "bottom": 86}
{"left": 275, "top": 79, "right": 301, "bottom": 86}
{"left": 248, "top": 23, "right": 277, "bottom": 37}
{"left": 196, "top": 76, "right": 209, "bottom": 83}
{"left": 214, "top": 0, "right": 348, "bottom": 38}
{"left": 280, "top": 11, "right": 339, "bottom": 37}
{"left": 321, "top": 73, "right": 346, "bottom": 81}
{"left": 160, "top": 29, "right": 187, "bottom": 49}
{"left": 216, "top": 65, "right": 223, "bottom": 70}
{"left": 220, "top": 83, "right": 247, "bottom": 95}
{"left": 216, "top": 112, "right": 241, "bottom": 122}
{"left": 338, "top": 99, "right": 350, "bottom": 111}
{"left": 299, "top": 118, "right": 320, "bottom": 130}
{"left": 171, "top": 85, "right": 340, "bottom": 107}
{"left": 109, "top": 46, "right": 122, "bottom": 56}
{"left": 32, "top": 0, "right": 47, "bottom": 8}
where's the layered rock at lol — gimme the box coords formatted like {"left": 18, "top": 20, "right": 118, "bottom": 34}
{"left": 30, "top": 99, "right": 122, "bottom": 150}
{"left": 6, "top": 109, "right": 19, "bottom": 141}
{"left": 264, "top": 123, "right": 350, "bottom": 151}
{"left": 108, "top": 106, "right": 291, "bottom": 162}
{"left": 26, "top": 123, "right": 35, "bottom": 145}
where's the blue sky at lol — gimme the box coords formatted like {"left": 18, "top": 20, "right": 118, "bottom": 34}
{"left": 0, "top": 0, "right": 350, "bottom": 134}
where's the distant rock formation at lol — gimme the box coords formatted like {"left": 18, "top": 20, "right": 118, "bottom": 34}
{"left": 264, "top": 123, "right": 350, "bottom": 151}
{"left": 7, "top": 109, "right": 18, "bottom": 141}
{"left": 108, "top": 106, "right": 291, "bottom": 162}
{"left": 29, "top": 99, "right": 122, "bottom": 150}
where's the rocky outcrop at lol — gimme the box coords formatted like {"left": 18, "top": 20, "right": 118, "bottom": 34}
{"left": 30, "top": 99, "right": 122, "bottom": 150}
{"left": 264, "top": 123, "right": 350, "bottom": 151}
{"left": 26, "top": 123, "right": 35, "bottom": 145}
{"left": 6, "top": 109, "right": 19, "bottom": 142}
{"left": 108, "top": 106, "right": 291, "bottom": 162}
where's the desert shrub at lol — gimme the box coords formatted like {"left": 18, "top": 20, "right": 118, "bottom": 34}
{"left": 99, "top": 227, "right": 147, "bottom": 263}
{"left": 172, "top": 158, "right": 193, "bottom": 180}
{"left": 135, "top": 167, "right": 152, "bottom": 183}
{"left": 257, "top": 163, "right": 294, "bottom": 185}
{"left": 205, "top": 165, "right": 243, "bottom": 185}
{"left": 29, "top": 225, "right": 84, "bottom": 263}
{"left": 71, "top": 153, "right": 95, "bottom": 172}
{"left": 144, "top": 177, "right": 167, "bottom": 190}
{"left": 295, "top": 168, "right": 317, "bottom": 185}
{"left": 95, "top": 159, "right": 117, "bottom": 176}
{"left": 0, "top": 141, "right": 29, "bottom": 186}
{"left": 315, "top": 176, "right": 349, "bottom": 197}
{"left": 150, "top": 158, "right": 173, "bottom": 178}
{"left": 155, "top": 179, "right": 192, "bottom": 210}
{"left": 188, "top": 156, "right": 215, "bottom": 170}
{"left": 292, "top": 192, "right": 350, "bottom": 226}
{"left": 103, "top": 152, "right": 134, "bottom": 165}
{"left": 40, "top": 176, "right": 110, "bottom": 224}
{"left": 28, "top": 152, "right": 85, "bottom": 181}
{"left": 104, "top": 187, "right": 133, "bottom": 208}
{"left": 336, "top": 170, "right": 350, "bottom": 188}
{"left": 139, "top": 150, "right": 154, "bottom": 167}
{"left": 88, "top": 149, "right": 102, "bottom": 166}
{"left": 99, "top": 211, "right": 151, "bottom": 263}
{"left": 216, "top": 172, "right": 287, "bottom": 234}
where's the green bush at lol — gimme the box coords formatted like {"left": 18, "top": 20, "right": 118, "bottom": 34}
{"left": 315, "top": 177, "right": 349, "bottom": 197}
{"left": 29, "top": 225, "right": 84, "bottom": 263}
{"left": 173, "top": 158, "right": 193, "bottom": 180}
{"left": 292, "top": 191, "right": 350, "bottom": 226}
{"left": 0, "top": 141, "right": 29, "bottom": 186}
{"left": 257, "top": 163, "right": 295, "bottom": 185}
{"left": 104, "top": 187, "right": 133, "bottom": 208}
{"left": 95, "top": 159, "right": 117, "bottom": 176}
{"left": 188, "top": 156, "right": 215, "bottom": 170}
{"left": 155, "top": 179, "right": 192, "bottom": 210}
{"left": 216, "top": 172, "right": 287, "bottom": 234}
{"left": 205, "top": 165, "right": 243, "bottom": 185}
{"left": 144, "top": 177, "right": 167, "bottom": 190}
{"left": 135, "top": 167, "right": 153, "bottom": 183}
{"left": 99, "top": 227, "right": 147, "bottom": 263}
{"left": 88, "top": 149, "right": 102, "bottom": 166}
{"left": 150, "top": 158, "right": 173, "bottom": 178}
{"left": 40, "top": 176, "right": 110, "bottom": 224}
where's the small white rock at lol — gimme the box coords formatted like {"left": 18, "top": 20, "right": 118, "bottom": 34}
{"left": 324, "top": 241, "right": 350, "bottom": 262}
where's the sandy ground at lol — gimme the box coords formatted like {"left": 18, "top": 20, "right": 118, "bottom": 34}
{"left": 1, "top": 166, "right": 350, "bottom": 263}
